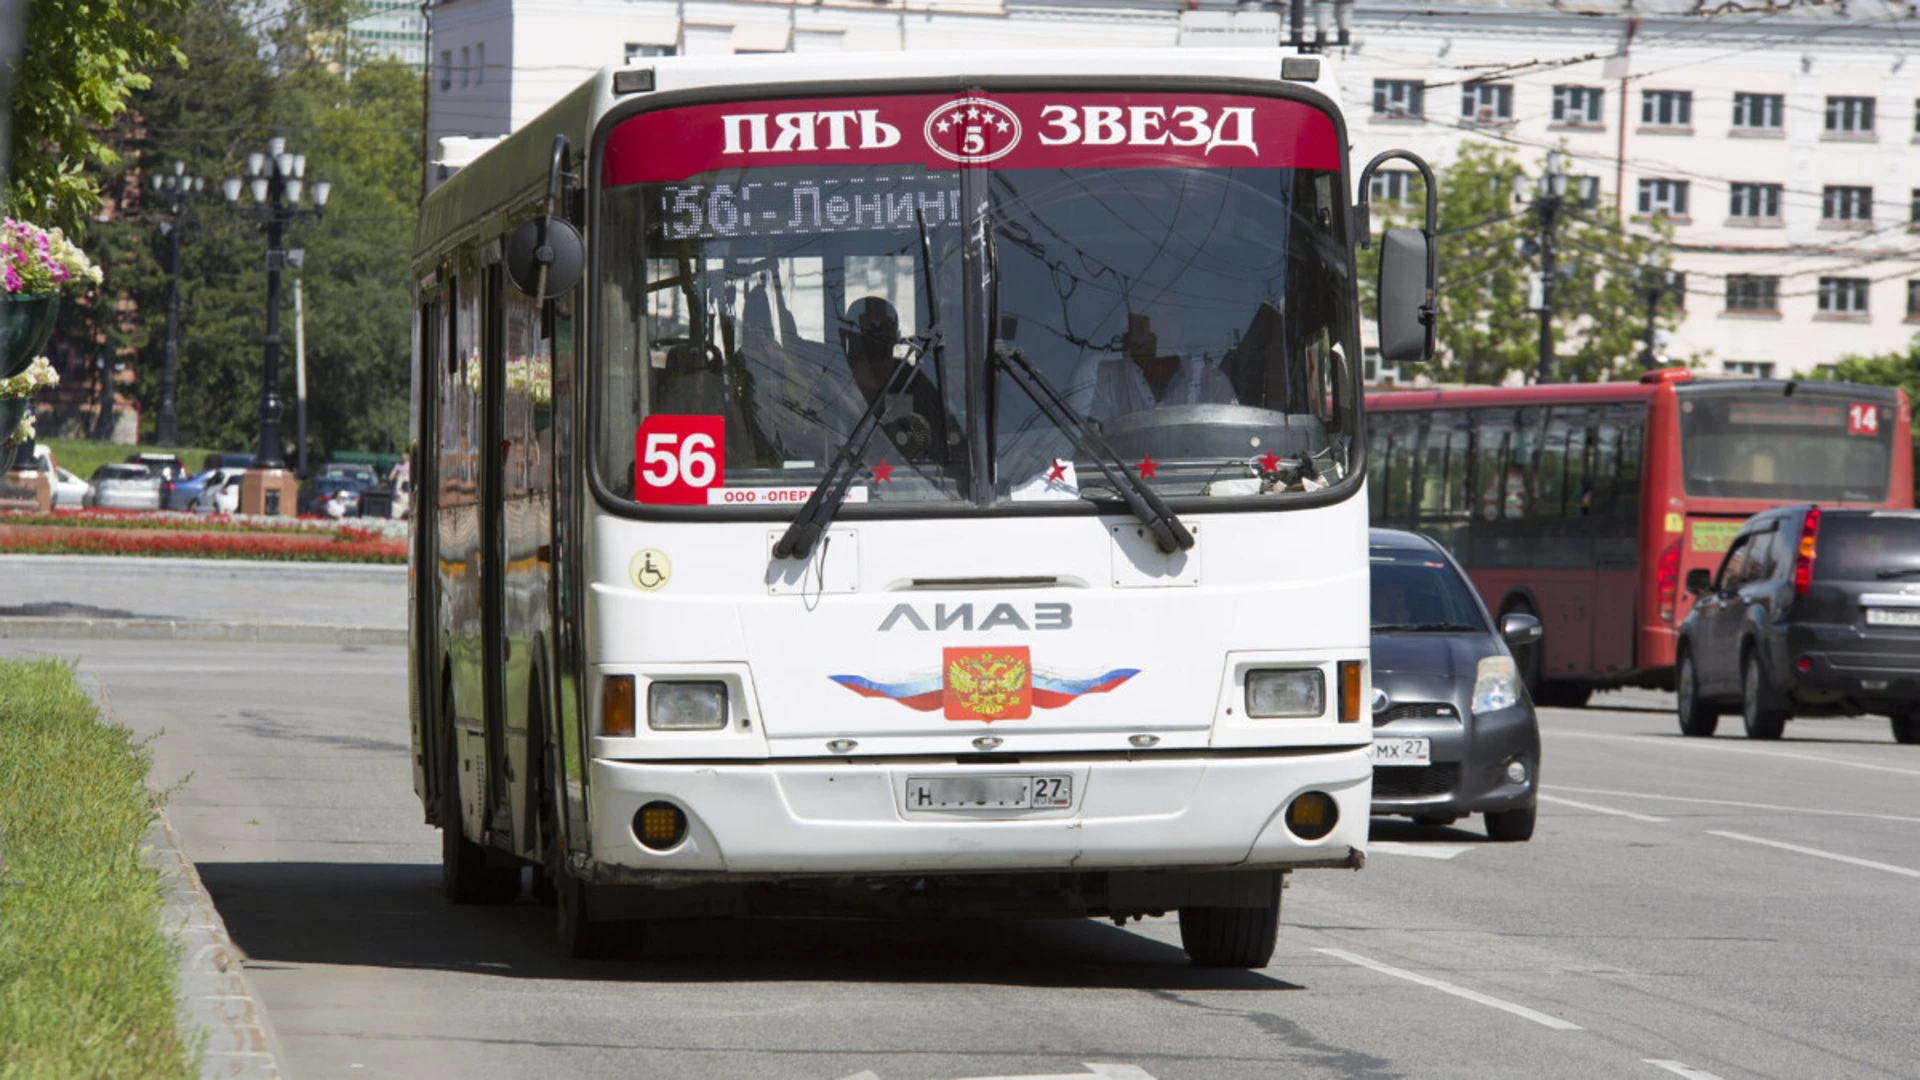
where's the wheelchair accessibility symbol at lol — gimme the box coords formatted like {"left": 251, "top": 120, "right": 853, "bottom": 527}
{"left": 629, "top": 548, "right": 672, "bottom": 592}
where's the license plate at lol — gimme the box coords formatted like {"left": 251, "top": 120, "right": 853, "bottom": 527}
{"left": 1368, "top": 738, "right": 1431, "bottom": 766}
{"left": 1865, "top": 608, "right": 1920, "bottom": 627}
{"left": 904, "top": 775, "right": 1071, "bottom": 810}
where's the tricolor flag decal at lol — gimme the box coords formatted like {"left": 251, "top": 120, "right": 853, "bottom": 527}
{"left": 829, "top": 652, "right": 1139, "bottom": 721}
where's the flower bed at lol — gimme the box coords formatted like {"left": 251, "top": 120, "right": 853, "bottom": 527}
{"left": 0, "top": 522, "right": 404, "bottom": 562}
{"left": 3, "top": 506, "right": 405, "bottom": 537}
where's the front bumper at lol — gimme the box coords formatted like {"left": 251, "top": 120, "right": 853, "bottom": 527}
{"left": 1368, "top": 702, "right": 1539, "bottom": 818}
{"left": 583, "top": 747, "right": 1371, "bottom": 882}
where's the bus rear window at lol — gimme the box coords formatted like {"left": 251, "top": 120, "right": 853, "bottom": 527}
{"left": 1678, "top": 392, "right": 1893, "bottom": 503}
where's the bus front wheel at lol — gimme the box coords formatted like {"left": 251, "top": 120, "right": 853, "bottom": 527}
{"left": 438, "top": 731, "right": 521, "bottom": 905}
{"left": 554, "top": 870, "right": 618, "bottom": 960}
{"left": 1177, "top": 877, "right": 1280, "bottom": 968}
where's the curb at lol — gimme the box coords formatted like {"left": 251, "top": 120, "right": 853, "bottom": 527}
{"left": 150, "top": 814, "right": 288, "bottom": 1080}
{"left": 0, "top": 617, "right": 404, "bottom": 646}
{"left": 88, "top": 677, "right": 288, "bottom": 1080}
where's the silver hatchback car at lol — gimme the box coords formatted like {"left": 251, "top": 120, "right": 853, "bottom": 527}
{"left": 86, "top": 463, "right": 164, "bottom": 510}
{"left": 1368, "top": 528, "right": 1543, "bottom": 842}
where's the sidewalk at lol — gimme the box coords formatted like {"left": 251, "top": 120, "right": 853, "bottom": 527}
{"left": 0, "top": 554, "right": 405, "bottom": 645}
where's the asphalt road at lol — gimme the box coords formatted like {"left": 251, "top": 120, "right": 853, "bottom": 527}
{"left": 6, "top": 583, "right": 1917, "bottom": 1078}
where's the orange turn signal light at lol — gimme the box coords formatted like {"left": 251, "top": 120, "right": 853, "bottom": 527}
{"left": 1338, "top": 660, "right": 1364, "bottom": 723}
{"left": 601, "top": 675, "right": 636, "bottom": 737}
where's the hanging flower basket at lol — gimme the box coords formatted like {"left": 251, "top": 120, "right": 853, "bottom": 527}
{"left": 0, "top": 292, "right": 58, "bottom": 380}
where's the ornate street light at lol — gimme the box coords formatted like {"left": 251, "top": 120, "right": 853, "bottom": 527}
{"left": 222, "top": 138, "right": 332, "bottom": 512}
{"left": 152, "top": 160, "right": 203, "bottom": 447}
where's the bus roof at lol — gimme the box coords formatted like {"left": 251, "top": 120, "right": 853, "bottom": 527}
{"left": 1364, "top": 375, "right": 1904, "bottom": 412}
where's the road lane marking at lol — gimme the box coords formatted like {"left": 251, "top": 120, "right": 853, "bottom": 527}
{"left": 1313, "top": 948, "right": 1583, "bottom": 1031}
{"left": 1368, "top": 841, "right": 1471, "bottom": 860}
{"left": 1706, "top": 831, "right": 1920, "bottom": 879}
{"left": 1538, "top": 794, "right": 1668, "bottom": 823}
{"left": 1552, "top": 785, "right": 1920, "bottom": 825}
{"left": 1546, "top": 730, "right": 1920, "bottom": 778}
{"left": 836, "top": 1068, "right": 1157, "bottom": 1080}
{"left": 1644, "top": 1060, "right": 1726, "bottom": 1079}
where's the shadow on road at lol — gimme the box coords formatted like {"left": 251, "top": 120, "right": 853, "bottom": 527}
{"left": 1365, "top": 818, "right": 1489, "bottom": 844}
{"left": 197, "top": 861, "right": 1303, "bottom": 992}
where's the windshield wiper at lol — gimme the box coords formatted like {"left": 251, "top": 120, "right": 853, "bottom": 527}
{"left": 773, "top": 215, "right": 946, "bottom": 562}
{"left": 1876, "top": 568, "right": 1920, "bottom": 578}
{"left": 996, "top": 343, "right": 1194, "bottom": 554}
{"left": 1373, "top": 622, "right": 1484, "bottom": 634}
{"left": 981, "top": 222, "right": 1191, "bottom": 555}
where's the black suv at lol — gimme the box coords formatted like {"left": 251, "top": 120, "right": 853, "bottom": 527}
{"left": 1676, "top": 504, "right": 1920, "bottom": 743}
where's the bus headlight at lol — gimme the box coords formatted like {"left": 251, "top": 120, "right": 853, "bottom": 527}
{"left": 648, "top": 681, "right": 728, "bottom": 731}
{"left": 1472, "top": 656, "right": 1522, "bottom": 715}
{"left": 1246, "top": 669, "right": 1325, "bottom": 718}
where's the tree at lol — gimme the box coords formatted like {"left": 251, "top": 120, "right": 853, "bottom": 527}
{"left": 6, "top": 0, "right": 187, "bottom": 233}
{"left": 1362, "top": 142, "right": 1680, "bottom": 385}
{"left": 59, "top": 0, "right": 421, "bottom": 458}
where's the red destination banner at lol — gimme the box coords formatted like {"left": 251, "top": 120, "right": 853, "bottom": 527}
{"left": 603, "top": 92, "right": 1340, "bottom": 186}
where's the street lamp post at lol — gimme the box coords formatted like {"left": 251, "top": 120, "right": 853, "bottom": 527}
{"left": 152, "top": 160, "right": 203, "bottom": 448}
{"left": 222, "top": 138, "right": 331, "bottom": 515}
{"left": 1636, "top": 266, "right": 1680, "bottom": 369}
{"left": 1531, "top": 150, "right": 1569, "bottom": 384}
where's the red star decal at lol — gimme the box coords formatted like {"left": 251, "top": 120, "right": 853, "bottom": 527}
{"left": 1046, "top": 459, "right": 1068, "bottom": 483}
{"left": 870, "top": 461, "right": 895, "bottom": 484}
{"left": 1259, "top": 450, "right": 1281, "bottom": 474}
{"left": 1135, "top": 454, "right": 1158, "bottom": 480}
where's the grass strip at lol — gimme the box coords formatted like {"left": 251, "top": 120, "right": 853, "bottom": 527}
{"left": 0, "top": 660, "right": 195, "bottom": 1079}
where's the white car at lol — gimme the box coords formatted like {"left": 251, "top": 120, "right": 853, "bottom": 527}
{"left": 30, "top": 445, "right": 90, "bottom": 508}
{"left": 167, "top": 467, "right": 245, "bottom": 513}
{"left": 86, "top": 463, "right": 163, "bottom": 510}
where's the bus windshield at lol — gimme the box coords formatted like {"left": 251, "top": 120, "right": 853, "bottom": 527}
{"left": 1678, "top": 388, "right": 1894, "bottom": 504}
{"left": 596, "top": 91, "right": 1357, "bottom": 511}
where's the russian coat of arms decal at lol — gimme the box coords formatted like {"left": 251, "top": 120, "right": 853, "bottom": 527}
{"left": 942, "top": 646, "right": 1032, "bottom": 721}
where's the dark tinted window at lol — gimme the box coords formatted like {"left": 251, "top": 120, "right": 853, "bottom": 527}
{"left": 1814, "top": 513, "right": 1920, "bottom": 580}
{"left": 1370, "top": 545, "right": 1489, "bottom": 631}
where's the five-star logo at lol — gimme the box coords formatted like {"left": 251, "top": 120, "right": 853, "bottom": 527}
{"left": 924, "top": 98, "right": 1021, "bottom": 164}
{"left": 943, "top": 646, "right": 1032, "bottom": 721}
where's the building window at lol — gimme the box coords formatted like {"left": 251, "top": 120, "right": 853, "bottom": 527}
{"left": 459, "top": 45, "right": 470, "bottom": 88}
{"left": 1641, "top": 90, "right": 1692, "bottom": 128}
{"left": 1817, "top": 277, "right": 1870, "bottom": 315}
{"left": 1373, "top": 80, "right": 1425, "bottom": 119}
{"left": 1724, "top": 361, "right": 1776, "bottom": 378}
{"left": 1908, "top": 280, "right": 1920, "bottom": 319}
{"left": 475, "top": 43, "right": 483, "bottom": 85}
{"left": 1911, "top": 188, "right": 1919, "bottom": 227}
{"left": 439, "top": 49, "right": 452, "bottom": 91}
{"left": 1369, "top": 169, "right": 1419, "bottom": 207}
{"left": 1729, "top": 183, "right": 1782, "bottom": 220}
{"left": 1552, "top": 85, "right": 1604, "bottom": 126}
{"left": 625, "top": 42, "right": 675, "bottom": 63}
{"left": 1725, "top": 275, "right": 1779, "bottom": 313}
{"left": 1825, "top": 96, "right": 1875, "bottom": 135}
{"left": 1822, "top": 185, "right": 1873, "bottom": 223}
{"left": 1637, "top": 178, "right": 1689, "bottom": 218}
{"left": 1461, "top": 82, "right": 1513, "bottom": 123}
{"left": 1732, "top": 92, "right": 1784, "bottom": 131}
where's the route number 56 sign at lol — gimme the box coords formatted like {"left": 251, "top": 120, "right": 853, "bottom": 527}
{"left": 635, "top": 415, "right": 724, "bottom": 504}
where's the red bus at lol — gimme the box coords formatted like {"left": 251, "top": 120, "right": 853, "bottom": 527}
{"left": 1365, "top": 370, "right": 1912, "bottom": 704}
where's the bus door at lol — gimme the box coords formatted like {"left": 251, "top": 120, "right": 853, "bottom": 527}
{"left": 480, "top": 263, "right": 510, "bottom": 834}
{"left": 1584, "top": 405, "right": 1642, "bottom": 677}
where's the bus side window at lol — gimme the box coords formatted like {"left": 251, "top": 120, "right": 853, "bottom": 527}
{"left": 1366, "top": 423, "right": 1387, "bottom": 518}
{"left": 1417, "top": 410, "right": 1469, "bottom": 556}
{"left": 1383, "top": 413, "right": 1416, "bottom": 522}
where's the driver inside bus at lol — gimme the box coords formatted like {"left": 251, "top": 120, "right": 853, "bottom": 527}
{"left": 1082, "top": 300, "right": 1237, "bottom": 422}
{"left": 839, "top": 296, "right": 956, "bottom": 463}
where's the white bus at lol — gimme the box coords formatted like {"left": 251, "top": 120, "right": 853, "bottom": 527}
{"left": 409, "top": 48, "right": 1437, "bottom": 967}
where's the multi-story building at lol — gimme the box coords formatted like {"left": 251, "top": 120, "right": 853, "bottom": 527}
{"left": 423, "top": 0, "right": 1920, "bottom": 377}
{"left": 349, "top": 1, "right": 428, "bottom": 73}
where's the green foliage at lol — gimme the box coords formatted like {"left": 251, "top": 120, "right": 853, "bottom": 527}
{"left": 6, "top": 0, "right": 188, "bottom": 234}
{"left": 0, "top": 658, "right": 195, "bottom": 1079}
{"left": 1361, "top": 142, "right": 1679, "bottom": 385}
{"left": 56, "top": 0, "right": 421, "bottom": 458}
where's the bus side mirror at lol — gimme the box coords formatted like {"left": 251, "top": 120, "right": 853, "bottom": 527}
{"left": 1378, "top": 227, "right": 1434, "bottom": 364}
{"left": 506, "top": 216, "right": 584, "bottom": 298}
{"left": 1685, "top": 568, "right": 1713, "bottom": 597}
{"left": 1500, "top": 612, "right": 1542, "bottom": 647}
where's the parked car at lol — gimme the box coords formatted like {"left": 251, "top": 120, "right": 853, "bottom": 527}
{"left": 298, "top": 463, "right": 378, "bottom": 517}
{"left": 166, "top": 468, "right": 245, "bottom": 513}
{"left": 1368, "top": 528, "right": 1543, "bottom": 841}
{"left": 200, "top": 452, "right": 255, "bottom": 472}
{"left": 86, "top": 463, "right": 164, "bottom": 510}
{"left": 1677, "top": 505, "right": 1920, "bottom": 744}
{"left": 29, "top": 445, "right": 90, "bottom": 508}
{"left": 126, "top": 452, "right": 187, "bottom": 482}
